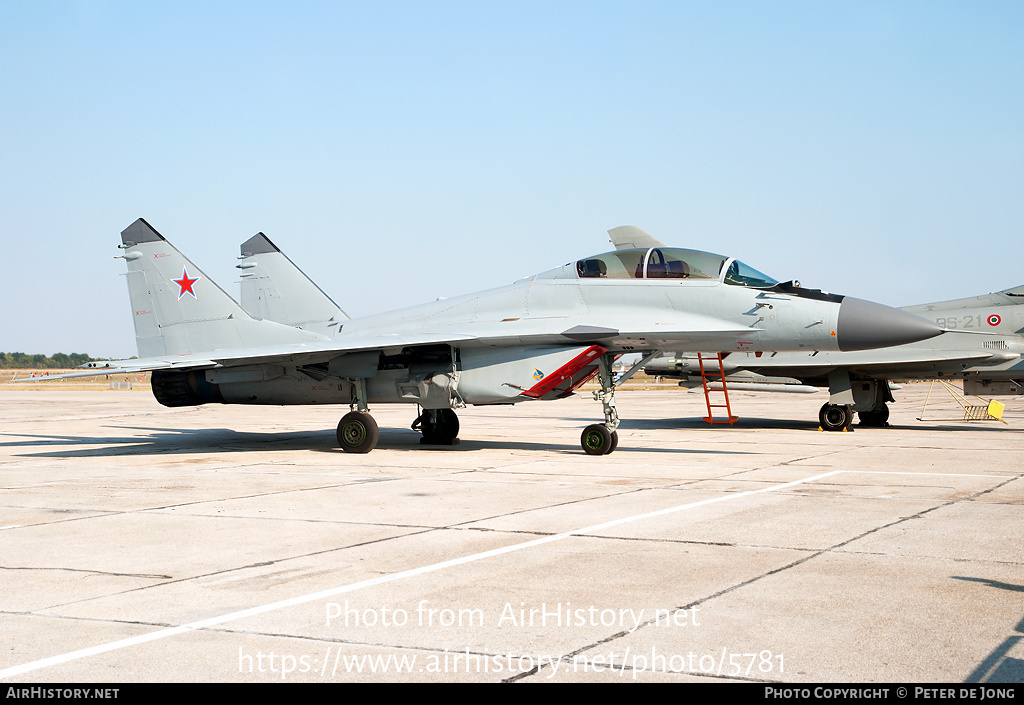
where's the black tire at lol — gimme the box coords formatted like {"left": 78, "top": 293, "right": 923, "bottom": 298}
{"left": 819, "top": 403, "right": 851, "bottom": 432}
{"left": 606, "top": 430, "right": 619, "bottom": 455}
{"left": 434, "top": 408, "right": 460, "bottom": 441}
{"left": 859, "top": 405, "right": 890, "bottom": 427}
{"left": 581, "top": 424, "right": 613, "bottom": 455}
{"left": 337, "top": 411, "right": 379, "bottom": 453}
{"left": 416, "top": 408, "right": 460, "bottom": 444}
{"left": 876, "top": 404, "right": 890, "bottom": 425}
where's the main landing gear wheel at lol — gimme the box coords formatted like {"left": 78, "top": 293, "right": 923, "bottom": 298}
{"left": 819, "top": 403, "right": 852, "bottom": 432}
{"left": 858, "top": 405, "right": 890, "bottom": 427}
{"left": 413, "top": 408, "right": 460, "bottom": 445}
{"left": 337, "top": 411, "right": 379, "bottom": 453}
{"left": 581, "top": 424, "right": 617, "bottom": 455}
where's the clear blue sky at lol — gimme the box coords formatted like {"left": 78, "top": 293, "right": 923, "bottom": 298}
{"left": 2, "top": 1, "right": 1021, "bottom": 358}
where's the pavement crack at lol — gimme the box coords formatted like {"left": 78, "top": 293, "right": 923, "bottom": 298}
{"left": 0, "top": 565, "right": 170, "bottom": 579}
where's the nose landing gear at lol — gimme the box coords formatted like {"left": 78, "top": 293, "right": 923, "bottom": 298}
{"left": 581, "top": 353, "right": 621, "bottom": 455}
{"left": 581, "top": 424, "right": 619, "bottom": 455}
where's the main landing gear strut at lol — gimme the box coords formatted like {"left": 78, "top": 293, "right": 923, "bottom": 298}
{"left": 337, "top": 378, "right": 379, "bottom": 453}
{"left": 335, "top": 378, "right": 462, "bottom": 452}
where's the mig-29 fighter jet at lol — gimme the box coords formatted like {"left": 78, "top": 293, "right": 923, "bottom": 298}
{"left": 56, "top": 218, "right": 941, "bottom": 454}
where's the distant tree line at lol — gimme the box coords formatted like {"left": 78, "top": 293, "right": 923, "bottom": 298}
{"left": 0, "top": 352, "right": 99, "bottom": 369}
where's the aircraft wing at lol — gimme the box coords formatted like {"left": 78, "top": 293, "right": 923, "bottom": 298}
{"left": 10, "top": 334, "right": 477, "bottom": 383}
{"left": 197, "top": 312, "right": 757, "bottom": 367}
{"left": 722, "top": 348, "right": 1010, "bottom": 381}
{"left": 21, "top": 311, "right": 759, "bottom": 383}
{"left": 8, "top": 356, "right": 221, "bottom": 382}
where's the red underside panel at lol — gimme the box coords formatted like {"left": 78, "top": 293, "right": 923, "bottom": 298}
{"left": 521, "top": 345, "right": 608, "bottom": 400}
{"left": 556, "top": 365, "right": 600, "bottom": 398}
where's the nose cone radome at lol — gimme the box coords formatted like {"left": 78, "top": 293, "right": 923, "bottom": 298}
{"left": 836, "top": 297, "right": 943, "bottom": 352}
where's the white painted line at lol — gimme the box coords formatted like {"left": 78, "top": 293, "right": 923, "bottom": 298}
{"left": 0, "top": 469, "right": 843, "bottom": 679}
{"left": 841, "top": 470, "right": 1012, "bottom": 478}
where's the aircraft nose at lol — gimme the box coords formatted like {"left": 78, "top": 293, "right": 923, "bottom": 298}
{"left": 836, "top": 297, "right": 943, "bottom": 352}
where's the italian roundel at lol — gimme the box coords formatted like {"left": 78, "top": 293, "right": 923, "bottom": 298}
{"left": 988, "top": 314, "right": 1001, "bottom": 326}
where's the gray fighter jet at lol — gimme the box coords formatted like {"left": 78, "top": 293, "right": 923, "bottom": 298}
{"left": 618, "top": 229, "right": 1024, "bottom": 430}
{"left": 50, "top": 218, "right": 942, "bottom": 454}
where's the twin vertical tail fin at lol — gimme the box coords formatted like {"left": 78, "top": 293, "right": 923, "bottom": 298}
{"left": 120, "top": 219, "right": 327, "bottom": 358}
{"left": 237, "top": 232, "right": 348, "bottom": 337}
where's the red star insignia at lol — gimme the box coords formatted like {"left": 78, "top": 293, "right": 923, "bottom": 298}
{"left": 171, "top": 267, "right": 201, "bottom": 300}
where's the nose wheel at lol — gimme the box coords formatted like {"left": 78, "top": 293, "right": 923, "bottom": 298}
{"left": 581, "top": 424, "right": 618, "bottom": 455}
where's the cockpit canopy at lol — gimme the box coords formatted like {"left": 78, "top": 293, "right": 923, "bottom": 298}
{"left": 575, "top": 247, "right": 778, "bottom": 288}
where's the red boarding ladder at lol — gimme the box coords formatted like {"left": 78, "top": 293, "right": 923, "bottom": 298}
{"left": 698, "top": 353, "right": 738, "bottom": 424}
